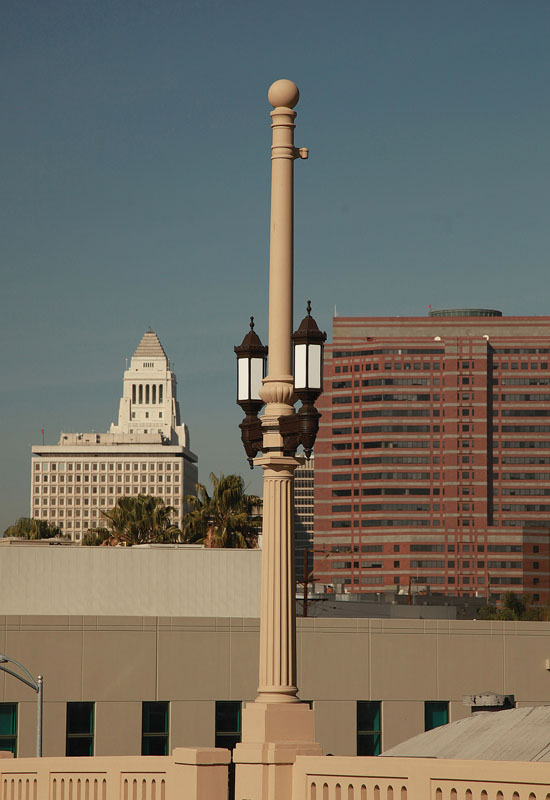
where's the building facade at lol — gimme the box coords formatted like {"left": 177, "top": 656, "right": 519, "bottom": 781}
{"left": 294, "top": 456, "right": 315, "bottom": 585}
{"left": 314, "top": 310, "right": 550, "bottom": 601}
{"left": 30, "top": 330, "right": 198, "bottom": 540}
{"left": 2, "top": 614, "right": 550, "bottom": 759}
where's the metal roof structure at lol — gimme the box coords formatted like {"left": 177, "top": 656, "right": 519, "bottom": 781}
{"left": 383, "top": 706, "right": 550, "bottom": 762}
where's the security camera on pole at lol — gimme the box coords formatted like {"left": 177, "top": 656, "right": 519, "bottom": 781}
{"left": 233, "top": 79, "right": 324, "bottom": 800}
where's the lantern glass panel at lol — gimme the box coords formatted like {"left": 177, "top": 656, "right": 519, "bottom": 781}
{"left": 308, "top": 344, "right": 322, "bottom": 389}
{"left": 294, "top": 344, "right": 307, "bottom": 389}
{"left": 238, "top": 358, "right": 249, "bottom": 401}
{"left": 250, "top": 358, "right": 264, "bottom": 400}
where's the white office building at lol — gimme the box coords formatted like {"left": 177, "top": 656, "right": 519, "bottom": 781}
{"left": 30, "top": 329, "right": 198, "bottom": 541}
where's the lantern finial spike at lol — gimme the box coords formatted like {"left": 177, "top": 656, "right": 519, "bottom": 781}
{"left": 306, "top": 300, "right": 312, "bottom": 316}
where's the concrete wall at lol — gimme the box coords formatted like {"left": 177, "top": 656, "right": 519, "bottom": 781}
{"left": 2, "top": 615, "right": 550, "bottom": 758}
{"left": 0, "top": 546, "right": 261, "bottom": 616}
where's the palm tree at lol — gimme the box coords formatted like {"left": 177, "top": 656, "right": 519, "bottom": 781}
{"left": 181, "top": 473, "right": 261, "bottom": 549}
{"left": 3, "top": 517, "right": 62, "bottom": 540}
{"left": 99, "top": 495, "right": 181, "bottom": 545}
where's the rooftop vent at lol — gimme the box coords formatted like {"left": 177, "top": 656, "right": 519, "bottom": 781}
{"left": 463, "top": 691, "right": 515, "bottom": 712}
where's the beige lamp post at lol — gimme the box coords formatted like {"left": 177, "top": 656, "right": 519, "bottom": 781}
{"left": 233, "top": 79, "right": 324, "bottom": 800}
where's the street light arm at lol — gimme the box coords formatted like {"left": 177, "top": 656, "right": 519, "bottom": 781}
{"left": 0, "top": 664, "right": 38, "bottom": 693}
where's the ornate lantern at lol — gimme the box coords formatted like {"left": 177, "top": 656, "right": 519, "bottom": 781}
{"left": 234, "top": 317, "right": 268, "bottom": 466}
{"left": 292, "top": 300, "right": 326, "bottom": 399}
{"left": 280, "top": 301, "right": 327, "bottom": 457}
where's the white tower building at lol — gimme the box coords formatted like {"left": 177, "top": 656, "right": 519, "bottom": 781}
{"left": 31, "top": 330, "right": 198, "bottom": 541}
{"left": 109, "top": 329, "right": 189, "bottom": 445}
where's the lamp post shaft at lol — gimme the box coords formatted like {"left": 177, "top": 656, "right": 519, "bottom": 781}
{"left": 36, "top": 675, "right": 43, "bottom": 757}
{"left": 255, "top": 81, "right": 307, "bottom": 704}
{"left": 266, "top": 106, "right": 296, "bottom": 386}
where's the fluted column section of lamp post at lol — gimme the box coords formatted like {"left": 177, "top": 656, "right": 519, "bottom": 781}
{"left": 257, "top": 464, "right": 297, "bottom": 701}
{"left": 256, "top": 79, "right": 308, "bottom": 704}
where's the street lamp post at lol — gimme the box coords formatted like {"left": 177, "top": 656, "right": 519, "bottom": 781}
{"left": 0, "top": 655, "right": 43, "bottom": 757}
{"left": 233, "top": 79, "right": 324, "bottom": 800}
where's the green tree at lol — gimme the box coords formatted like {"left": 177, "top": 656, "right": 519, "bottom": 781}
{"left": 478, "top": 592, "right": 542, "bottom": 621}
{"left": 3, "top": 517, "right": 62, "bottom": 540}
{"left": 99, "top": 495, "right": 181, "bottom": 546}
{"left": 82, "top": 527, "right": 111, "bottom": 547}
{"left": 181, "top": 473, "right": 261, "bottom": 549}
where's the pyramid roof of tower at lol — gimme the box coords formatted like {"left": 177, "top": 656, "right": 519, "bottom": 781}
{"left": 132, "top": 329, "right": 168, "bottom": 360}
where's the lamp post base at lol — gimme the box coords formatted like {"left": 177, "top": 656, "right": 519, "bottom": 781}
{"left": 233, "top": 702, "right": 322, "bottom": 800}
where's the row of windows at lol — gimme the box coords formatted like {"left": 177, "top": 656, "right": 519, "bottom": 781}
{"left": 0, "top": 700, "right": 452, "bottom": 759}
{"left": 35, "top": 485, "right": 179, "bottom": 498}
{"left": 332, "top": 519, "right": 433, "bottom": 528}
{"left": 502, "top": 425, "right": 550, "bottom": 432}
{"left": 494, "top": 348, "right": 550, "bottom": 354}
{"left": 327, "top": 544, "right": 527, "bottom": 555}
{"left": 334, "top": 392, "right": 434, "bottom": 403}
{"left": 500, "top": 394, "right": 550, "bottom": 401}
{"left": 0, "top": 701, "right": 240, "bottom": 757}
{"left": 493, "top": 361, "right": 549, "bottom": 369}
{"left": 360, "top": 378, "right": 432, "bottom": 387}
{"left": 499, "top": 488, "right": 550, "bottom": 496}
{"left": 361, "top": 456, "right": 432, "bottom": 464}
{"left": 361, "top": 488, "right": 434, "bottom": 496}
{"left": 35, "top": 462, "right": 179, "bottom": 471}
{"left": 502, "top": 457, "right": 550, "bottom": 464}
{"left": 314, "top": 468, "right": 433, "bottom": 488}
{"left": 499, "top": 409, "right": 550, "bottom": 417}
{"left": 334, "top": 559, "right": 524, "bottom": 570}
{"left": 333, "top": 349, "right": 445, "bottom": 358}
{"left": 331, "top": 462, "right": 433, "bottom": 478}
{"left": 331, "top": 545, "right": 385, "bottom": 553}
{"left": 497, "top": 503, "right": 550, "bottom": 511}
{"left": 496, "top": 441, "right": 550, "bottom": 450}
{"left": 499, "top": 472, "right": 550, "bottom": 479}
{"left": 334, "top": 364, "right": 439, "bottom": 374}
{"left": 500, "top": 378, "right": 550, "bottom": 385}
{"left": 36, "top": 475, "right": 177, "bottom": 486}
{"left": 332, "top": 503, "right": 432, "bottom": 513}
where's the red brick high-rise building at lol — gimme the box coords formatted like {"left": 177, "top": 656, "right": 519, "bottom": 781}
{"left": 314, "top": 310, "right": 550, "bottom": 603}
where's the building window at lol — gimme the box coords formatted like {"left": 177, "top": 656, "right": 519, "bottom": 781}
{"left": 425, "top": 701, "right": 449, "bottom": 731}
{"left": 142, "top": 702, "right": 169, "bottom": 755}
{"left": 66, "top": 702, "right": 94, "bottom": 756}
{"left": 215, "top": 701, "right": 242, "bottom": 750}
{"left": 357, "top": 701, "right": 381, "bottom": 756}
{"left": 0, "top": 704, "right": 17, "bottom": 755}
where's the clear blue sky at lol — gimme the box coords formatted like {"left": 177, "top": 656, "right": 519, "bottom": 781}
{"left": 2, "top": 0, "right": 550, "bottom": 531}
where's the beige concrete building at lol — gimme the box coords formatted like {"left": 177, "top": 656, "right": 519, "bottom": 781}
{"left": 0, "top": 543, "right": 261, "bottom": 617}
{"left": 2, "top": 614, "right": 550, "bottom": 759}
{"left": 30, "top": 330, "right": 198, "bottom": 540}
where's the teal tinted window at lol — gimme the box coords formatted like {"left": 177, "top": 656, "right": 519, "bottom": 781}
{"left": 215, "top": 701, "right": 241, "bottom": 751}
{"left": 142, "top": 702, "right": 169, "bottom": 755}
{"left": 357, "top": 701, "right": 381, "bottom": 756}
{"left": 66, "top": 702, "right": 94, "bottom": 756}
{"left": 425, "top": 701, "right": 449, "bottom": 731}
{"left": 0, "top": 704, "right": 17, "bottom": 755}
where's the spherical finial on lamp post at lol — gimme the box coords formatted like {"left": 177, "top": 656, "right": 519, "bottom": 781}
{"left": 268, "top": 79, "right": 300, "bottom": 109}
